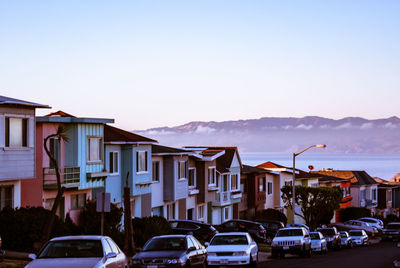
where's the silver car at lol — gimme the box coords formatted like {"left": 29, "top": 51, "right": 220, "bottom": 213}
{"left": 348, "top": 230, "right": 368, "bottom": 246}
{"left": 25, "top": 235, "right": 128, "bottom": 268}
{"left": 310, "top": 232, "right": 328, "bottom": 254}
{"left": 339, "top": 231, "right": 353, "bottom": 248}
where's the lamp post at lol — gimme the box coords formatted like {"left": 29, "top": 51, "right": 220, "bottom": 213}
{"left": 291, "top": 144, "right": 326, "bottom": 224}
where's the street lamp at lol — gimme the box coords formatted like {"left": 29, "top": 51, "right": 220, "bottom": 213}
{"left": 291, "top": 144, "right": 326, "bottom": 224}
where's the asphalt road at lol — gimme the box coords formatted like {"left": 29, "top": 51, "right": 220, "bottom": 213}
{"left": 259, "top": 240, "right": 400, "bottom": 268}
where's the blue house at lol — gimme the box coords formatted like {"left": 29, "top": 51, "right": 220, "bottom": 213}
{"left": 104, "top": 125, "right": 157, "bottom": 217}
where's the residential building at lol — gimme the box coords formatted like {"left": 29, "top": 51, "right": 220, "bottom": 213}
{"left": 104, "top": 125, "right": 157, "bottom": 217}
{"left": 0, "top": 96, "right": 49, "bottom": 209}
{"left": 374, "top": 177, "right": 399, "bottom": 217}
{"left": 33, "top": 111, "right": 113, "bottom": 222}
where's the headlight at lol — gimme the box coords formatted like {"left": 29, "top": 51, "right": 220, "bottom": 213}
{"left": 167, "top": 259, "right": 180, "bottom": 264}
{"left": 294, "top": 240, "right": 302, "bottom": 245}
{"left": 208, "top": 252, "right": 217, "bottom": 256}
{"left": 232, "top": 251, "right": 247, "bottom": 256}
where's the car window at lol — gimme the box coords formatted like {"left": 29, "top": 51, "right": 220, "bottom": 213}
{"left": 187, "top": 237, "right": 196, "bottom": 249}
{"left": 210, "top": 235, "right": 249, "bottom": 245}
{"left": 276, "top": 229, "right": 303, "bottom": 237}
{"left": 102, "top": 239, "right": 113, "bottom": 255}
{"left": 310, "top": 233, "right": 320, "bottom": 240}
{"left": 224, "top": 221, "right": 237, "bottom": 228}
{"left": 143, "top": 237, "right": 187, "bottom": 251}
{"left": 170, "top": 222, "right": 179, "bottom": 228}
{"left": 191, "top": 236, "right": 202, "bottom": 249}
{"left": 106, "top": 238, "right": 120, "bottom": 254}
{"left": 178, "top": 222, "right": 198, "bottom": 230}
{"left": 38, "top": 240, "right": 104, "bottom": 258}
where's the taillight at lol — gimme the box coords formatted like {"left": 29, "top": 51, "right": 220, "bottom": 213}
{"left": 257, "top": 229, "right": 265, "bottom": 234}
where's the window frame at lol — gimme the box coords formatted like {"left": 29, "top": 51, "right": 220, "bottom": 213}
{"left": 87, "top": 136, "right": 103, "bottom": 164}
{"left": 188, "top": 167, "right": 196, "bottom": 188}
{"left": 178, "top": 160, "right": 188, "bottom": 180}
{"left": 4, "top": 116, "right": 29, "bottom": 148}
{"left": 231, "top": 174, "right": 239, "bottom": 191}
{"left": 197, "top": 205, "right": 204, "bottom": 221}
{"left": 208, "top": 167, "right": 216, "bottom": 186}
{"left": 71, "top": 193, "right": 87, "bottom": 210}
{"left": 136, "top": 150, "right": 148, "bottom": 173}
{"left": 152, "top": 161, "right": 160, "bottom": 182}
{"left": 109, "top": 151, "right": 119, "bottom": 175}
{"left": 267, "top": 181, "right": 273, "bottom": 195}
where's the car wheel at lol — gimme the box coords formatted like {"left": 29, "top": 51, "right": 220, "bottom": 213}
{"left": 300, "top": 245, "right": 306, "bottom": 258}
{"left": 185, "top": 261, "right": 191, "bottom": 268}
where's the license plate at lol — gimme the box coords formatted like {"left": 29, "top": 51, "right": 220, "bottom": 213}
{"left": 283, "top": 246, "right": 289, "bottom": 250}
{"left": 147, "top": 266, "right": 157, "bottom": 268}
{"left": 221, "top": 259, "right": 228, "bottom": 264}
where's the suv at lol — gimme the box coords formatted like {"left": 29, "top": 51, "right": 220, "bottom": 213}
{"left": 255, "top": 219, "right": 285, "bottom": 244}
{"left": 271, "top": 227, "right": 312, "bottom": 258}
{"left": 358, "top": 217, "right": 384, "bottom": 230}
{"left": 382, "top": 222, "right": 400, "bottom": 241}
{"left": 169, "top": 220, "right": 218, "bottom": 242}
{"left": 215, "top": 219, "right": 266, "bottom": 243}
{"left": 316, "top": 227, "right": 341, "bottom": 250}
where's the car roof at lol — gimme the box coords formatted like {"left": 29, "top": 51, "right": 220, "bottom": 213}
{"left": 50, "top": 235, "right": 108, "bottom": 241}
{"left": 152, "top": 234, "right": 189, "bottom": 239}
{"left": 170, "top": 219, "right": 211, "bottom": 226}
{"left": 227, "top": 219, "right": 262, "bottom": 224}
{"left": 213, "top": 232, "right": 249, "bottom": 236}
{"left": 278, "top": 227, "right": 305, "bottom": 231}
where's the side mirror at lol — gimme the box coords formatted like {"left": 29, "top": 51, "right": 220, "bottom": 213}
{"left": 204, "top": 242, "right": 210, "bottom": 247}
{"left": 105, "top": 252, "right": 117, "bottom": 259}
{"left": 28, "top": 253, "right": 37, "bottom": 260}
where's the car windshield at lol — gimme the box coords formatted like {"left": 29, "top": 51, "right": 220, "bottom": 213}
{"left": 318, "top": 229, "right": 335, "bottom": 236}
{"left": 38, "top": 240, "right": 103, "bottom": 258}
{"left": 387, "top": 224, "right": 400, "bottom": 230}
{"left": 349, "top": 231, "right": 363, "bottom": 236}
{"left": 340, "top": 233, "right": 348, "bottom": 238}
{"left": 310, "top": 233, "right": 320, "bottom": 240}
{"left": 143, "top": 237, "right": 186, "bottom": 251}
{"left": 276, "top": 229, "right": 303, "bottom": 237}
{"left": 210, "top": 235, "right": 248, "bottom": 245}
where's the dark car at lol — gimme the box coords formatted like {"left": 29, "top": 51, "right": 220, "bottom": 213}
{"left": 215, "top": 219, "right": 266, "bottom": 243}
{"left": 255, "top": 219, "right": 285, "bottom": 244}
{"left": 131, "top": 235, "right": 207, "bottom": 268}
{"left": 382, "top": 222, "right": 400, "bottom": 241}
{"left": 316, "top": 227, "right": 341, "bottom": 250}
{"left": 169, "top": 220, "right": 218, "bottom": 242}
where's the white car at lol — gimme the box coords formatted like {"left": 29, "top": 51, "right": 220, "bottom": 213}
{"left": 206, "top": 232, "right": 258, "bottom": 267}
{"left": 25, "top": 235, "right": 128, "bottom": 268}
{"left": 310, "top": 232, "right": 328, "bottom": 253}
{"left": 349, "top": 230, "right": 369, "bottom": 246}
{"left": 271, "top": 227, "right": 312, "bottom": 258}
{"left": 358, "top": 217, "right": 384, "bottom": 230}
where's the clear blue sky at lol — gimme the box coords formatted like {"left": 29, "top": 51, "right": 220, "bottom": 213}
{"left": 1, "top": 1, "right": 399, "bottom": 130}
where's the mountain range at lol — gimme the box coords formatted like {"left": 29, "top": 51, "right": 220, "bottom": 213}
{"left": 136, "top": 116, "right": 400, "bottom": 153}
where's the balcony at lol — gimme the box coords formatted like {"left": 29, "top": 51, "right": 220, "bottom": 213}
{"left": 43, "top": 166, "right": 80, "bottom": 190}
{"left": 212, "top": 191, "right": 242, "bottom": 207}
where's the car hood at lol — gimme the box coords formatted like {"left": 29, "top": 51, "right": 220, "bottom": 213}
{"left": 207, "top": 245, "right": 250, "bottom": 252}
{"left": 25, "top": 257, "right": 102, "bottom": 268}
{"left": 133, "top": 250, "right": 185, "bottom": 259}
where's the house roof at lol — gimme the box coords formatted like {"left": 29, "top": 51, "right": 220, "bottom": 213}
{"left": 312, "top": 170, "right": 378, "bottom": 186}
{"left": 104, "top": 125, "right": 157, "bottom": 144}
{"left": 183, "top": 147, "right": 225, "bottom": 161}
{"left": 0, "top": 95, "right": 50, "bottom": 108}
{"left": 152, "top": 144, "right": 191, "bottom": 156}
{"left": 242, "top": 164, "right": 278, "bottom": 175}
{"left": 37, "top": 110, "right": 114, "bottom": 124}
{"left": 256, "top": 161, "right": 298, "bottom": 174}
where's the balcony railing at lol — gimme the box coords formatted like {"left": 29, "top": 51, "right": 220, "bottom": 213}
{"left": 212, "top": 190, "right": 242, "bottom": 206}
{"left": 43, "top": 166, "right": 80, "bottom": 189}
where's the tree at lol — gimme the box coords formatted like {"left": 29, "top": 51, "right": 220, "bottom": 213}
{"left": 42, "top": 126, "right": 69, "bottom": 245}
{"left": 281, "top": 185, "right": 343, "bottom": 231}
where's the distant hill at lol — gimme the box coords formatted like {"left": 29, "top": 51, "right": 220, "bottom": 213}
{"left": 136, "top": 116, "right": 400, "bottom": 153}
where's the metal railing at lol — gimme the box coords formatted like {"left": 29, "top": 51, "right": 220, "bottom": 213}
{"left": 43, "top": 166, "right": 80, "bottom": 189}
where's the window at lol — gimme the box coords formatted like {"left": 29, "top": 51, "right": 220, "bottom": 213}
{"left": 5, "top": 117, "right": 28, "bottom": 148}
{"left": 0, "top": 185, "right": 13, "bottom": 209}
{"left": 136, "top": 151, "right": 148, "bottom": 172}
{"left": 87, "top": 137, "right": 102, "bottom": 162}
{"left": 197, "top": 205, "right": 204, "bottom": 220}
{"left": 178, "top": 161, "right": 187, "bottom": 179}
{"left": 267, "top": 181, "right": 273, "bottom": 195}
{"left": 224, "top": 207, "right": 230, "bottom": 221}
{"left": 208, "top": 167, "right": 216, "bottom": 185}
{"left": 372, "top": 188, "right": 377, "bottom": 201}
{"left": 231, "top": 174, "right": 239, "bottom": 191}
{"left": 388, "top": 190, "right": 392, "bottom": 202}
{"left": 188, "top": 168, "right": 196, "bottom": 187}
{"left": 152, "top": 161, "right": 160, "bottom": 182}
{"left": 49, "top": 137, "right": 60, "bottom": 169}
{"left": 360, "top": 189, "right": 366, "bottom": 201}
{"left": 222, "top": 175, "right": 229, "bottom": 192}
{"left": 285, "top": 180, "right": 292, "bottom": 186}
{"left": 152, "top": 206, "right": 163, "bottom": 216}
{"left": 167, "top": 203, "right": 175, "bottom": 220}
{"left": 109, "top": 151, "right": 119, "bottom": 174}
{"left": 187, "top": 208, "right": 194, "bottom": 220}
{"left": 258, "top": 177, "right": 266, "bottom": 192}
{"left": 241, "top": 179, "right": 247, "bottom": 194}
{"left": 71, "top": 193, "right": 86, "bottom": 209}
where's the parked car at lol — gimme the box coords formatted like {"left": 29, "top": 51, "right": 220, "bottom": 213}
{"left": 169, "top": 219, "right": 218, "bottom": 242}
{"left": 131, "top": 235, "right": 207, "bottom": 268}
{"left": 255, "top": 219, "right": 285, "bottom": 244}
{"left": 286, "top": 223, "right": 310, "bottom": 232}
{"left": 348, "top": 230, "right": 369, "bottom": 246}
{"left": 271, "top": 227, "right": 312, "bottom": 258}
{"left": 309, "top": 232, "right": 328, "bottom": 254}
{"left": 382, "top": 222, "right": 400, "bottom": 241}
{"left": 316, "top": 227, "right": 341, "bottom": 250}
{"left": 339, "top": 231, "right": 353, "bottom": 248}
{"left": 334, "top": 220, "right": 378, "bottom": 237}
{"left": 215, "top": 220, "right": 266, "bottom": 243}
{"left": 25, "top": 235, "right": 128, "bottom": 268}
{"left": 205, "top": 232, "right": 258, "bottom": 267}
{"left": 357, "top": 217, "right": 384, "bottom": 230}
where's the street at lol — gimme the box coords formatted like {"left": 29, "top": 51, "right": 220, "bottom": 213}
{"left": 259, "top": 241, "right": 400, "bottom": 268}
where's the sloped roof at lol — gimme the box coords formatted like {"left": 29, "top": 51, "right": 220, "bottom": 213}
{"left": 152, "top": 144, "right": 190, "bottom": 155}
{"left": 0, "top": 95, "right": 50, "bottom": 108}
{"left": 46, "top": 110, "right": 76, "bottom": 117}
{"left": 242, "top": 164, "right": 278, "bottom": 175}
{"left": 200, "top": 149, "right": 225, "bottom": 157}
{"left": 313, "top": 170, "right": 378, "bottom": 186}
{"left": 256, "top": 161, "right": 287, "bottom": 169}
{"left": 104, "top": 125, "right": 157, "bottom": 143}
{"left": 37, "top": 110, "right": 114, "bottom": 124}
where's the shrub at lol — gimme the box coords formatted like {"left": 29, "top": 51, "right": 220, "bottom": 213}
{"left": 254, "top": 208, "right": 287, "bottom": 225}
{"left": 132, "top": 216, "right": 172, "bottom": 248}
{"left": 339, "top": 207, "right": 371, "bottom": 222}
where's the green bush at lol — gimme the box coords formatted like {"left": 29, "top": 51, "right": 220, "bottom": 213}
{"left": 0, "top": 207, "right": 77, "bottom": 252}
{"left": 339, "top": 207, "right": 371, "bottom": 222}
{"left": 132, "top": 216, "right": 172, "bottom": 248}
{"left": 254, "top": 208, "right": 287, "bottom": 225}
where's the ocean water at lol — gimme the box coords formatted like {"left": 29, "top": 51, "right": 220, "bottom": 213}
{"left": 240, "top": 152, "right": 400, "bottom": 181}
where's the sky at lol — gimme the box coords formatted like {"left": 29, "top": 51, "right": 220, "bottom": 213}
{"left": 1, "top": 1, "right": 399, "bottom": 130}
